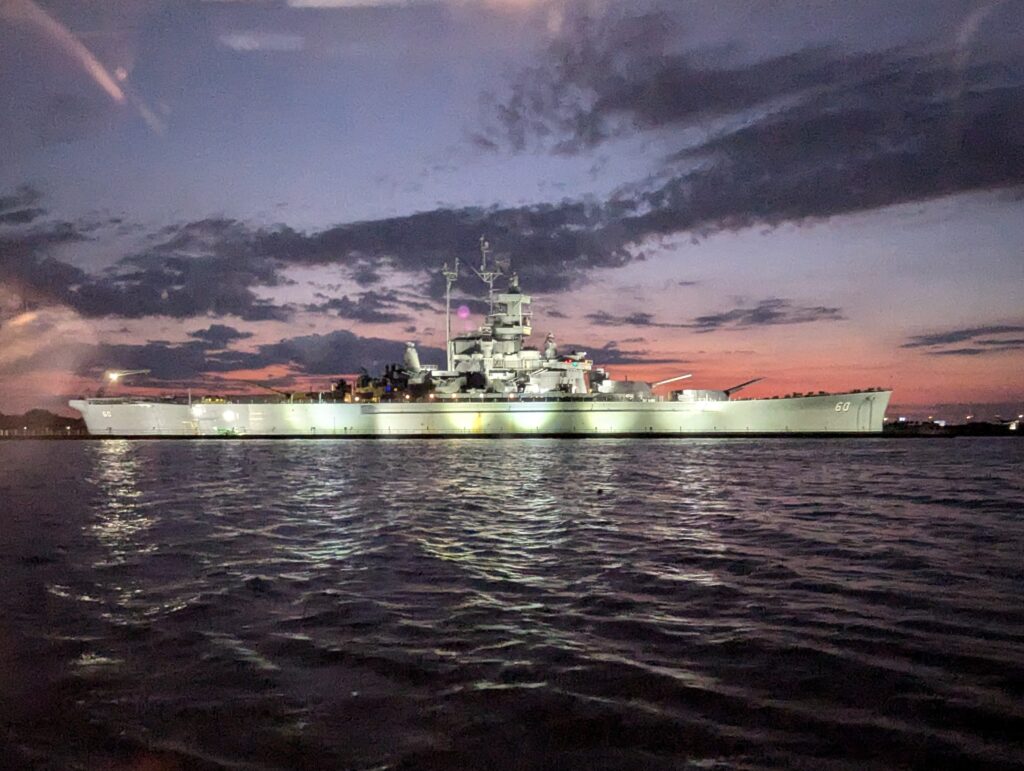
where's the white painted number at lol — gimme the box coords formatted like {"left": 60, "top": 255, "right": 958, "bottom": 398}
{"left": 834, "top": 402, "right": 851, "bottom": 412}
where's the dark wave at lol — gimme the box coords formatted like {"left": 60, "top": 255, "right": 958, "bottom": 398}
{"left": 1, "top": 438, "right": 1022, "bottom": 769}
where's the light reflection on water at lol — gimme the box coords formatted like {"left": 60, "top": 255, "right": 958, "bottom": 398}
{"left": 1, "top": 437, "right": 1022, "bottom": 769}
{"left": 87, "top": 439, "right": 154, "bottom": 567}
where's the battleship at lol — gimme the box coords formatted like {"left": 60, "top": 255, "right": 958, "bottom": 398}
{"left": 70, "top": 239, "right": 891, "bottom": 437}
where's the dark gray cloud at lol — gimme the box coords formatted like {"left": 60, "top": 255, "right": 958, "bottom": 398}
{"left": 224, "top": 331, "right": 446, "bottom": 376}
{"left": 0, "top": 186, "right": 46, "bottom": 226}
{"left": 4, "top": 328, "right": 445, "bottom": 384}
{"left": 302, "top": 264, "right": 384, "bottom": 291}
{"left": 4, "top": 4, "right": 1023, "bottom": 341}
{"left": 132, "top": 40, "right": 1022, "bottom": 295}
{"left": 127, "top": 22, "right": 1019, "bottom": 300}
{"left": 76, "top": 252, "right": 291, "bottom": 321}
{"left": 586, "top": 299, "right": 844, "bottom": 331}
{"left": 0, "top": 336, "right": 215, "bottom": 382}
{"left": 0, "top": 207, "right": 46, "bottom": 226}
{"left": 251, "top": 202, "right": 636, "bottom": 294}
{"left": 646, "top": 75, "right": 1024, "bottom": 236}
{"left": 902, "top": 324, "right": 1024, "bottom": 355}
{"left": 928, "top": 346, "right": 1024, "bottom": 355}
{"left": 690, "top": 299, "right": 845, "bottom": 332}
{"left": 88, "top": 340, "right": 213, "bottom": 381}
{"left": 586, "top": 310, "right": 686, "bottom": 328}
{"left": 115, "top": 331, "right": 444, "bottom": 380}
{"left": 0, "top": 209, "right": 292, "bottom": 321}
{"left": 0, "top": 185, "right": 42, "bottom": 213}
{"left": 6, "top": 191, "right": 627, "bottom": 321}
{"left": 351, "top": 263, "right": 382, "bottom": 287}
{"left": 189, "top": 324, "right": 254, "bottom": 348}
{"left": 306, "top": 290, "right": 413, "bottom": 324}
{"left": 478, "top": 6, "right": 1024, "bottom": 236}
{"left": 902, "top": 324, "right": 1024, "bottom": 347}
{"left": 0, "top": 219, "right": 92, "bottom": 310}
{"left": 56, "top": 203, "right": 639, "bottom": 300}
{"left": 480, "top": 11, "right": 883, "bottom": 154}
{"left": 7, "top": 11, "right": 1022, "bottom": 329}
{"left": 25, "top": 327, "right": 661, "bottom": 386}
{"left": 562, "top": 341, "right": 676, "bottom": 366}
{"left": 148, "top": 217, "right": 255, "bottom": 256}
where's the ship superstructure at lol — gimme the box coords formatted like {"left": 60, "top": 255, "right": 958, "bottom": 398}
{"left": 70, "top": 239, "right": 891, "bottom": 436}
{"left": 393, "top": 238, "right": 592, "bottom": 400}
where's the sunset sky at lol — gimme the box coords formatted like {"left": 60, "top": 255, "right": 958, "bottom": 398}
{"left": 1, "top": 0, "right": 1022, "bottom": 419}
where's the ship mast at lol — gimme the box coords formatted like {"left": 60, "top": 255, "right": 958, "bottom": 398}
{"left": 442, "top": 257, "right": 459, "bottom": 371}
{"left": 474, "top": 236, "right": 501, "bottom": 315}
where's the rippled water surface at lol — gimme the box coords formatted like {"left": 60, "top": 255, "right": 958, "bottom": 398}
{"left": 1, "top": 438, "right": 1022, "bottom": 769}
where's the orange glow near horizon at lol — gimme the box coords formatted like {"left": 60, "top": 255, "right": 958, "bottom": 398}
{"left": 7, "top": 344, "right": 1016, "bottom": 422}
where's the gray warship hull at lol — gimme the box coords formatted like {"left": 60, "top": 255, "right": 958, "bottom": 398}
{"left": 69, "top": 390, "right": 890, "bottom": 437}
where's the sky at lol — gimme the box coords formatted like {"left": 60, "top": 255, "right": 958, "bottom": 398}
{"left": 0, "top": 0, "right": 1022, "bottom": 420}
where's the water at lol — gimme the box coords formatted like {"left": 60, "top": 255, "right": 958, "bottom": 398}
{"left": 1, "top": 438, "right": 1022, "bottom": 770}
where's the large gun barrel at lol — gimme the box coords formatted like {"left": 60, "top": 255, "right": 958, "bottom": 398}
{"left": 723, "top": 377, "right": 764, "bottom": 396}
{"left": 652, "top": 373, "right": 693, "bottom": 388}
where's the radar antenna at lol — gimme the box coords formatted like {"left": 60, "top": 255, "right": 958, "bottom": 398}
{"left": 442, "top": 257, "right": 459, "bottom": 371}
